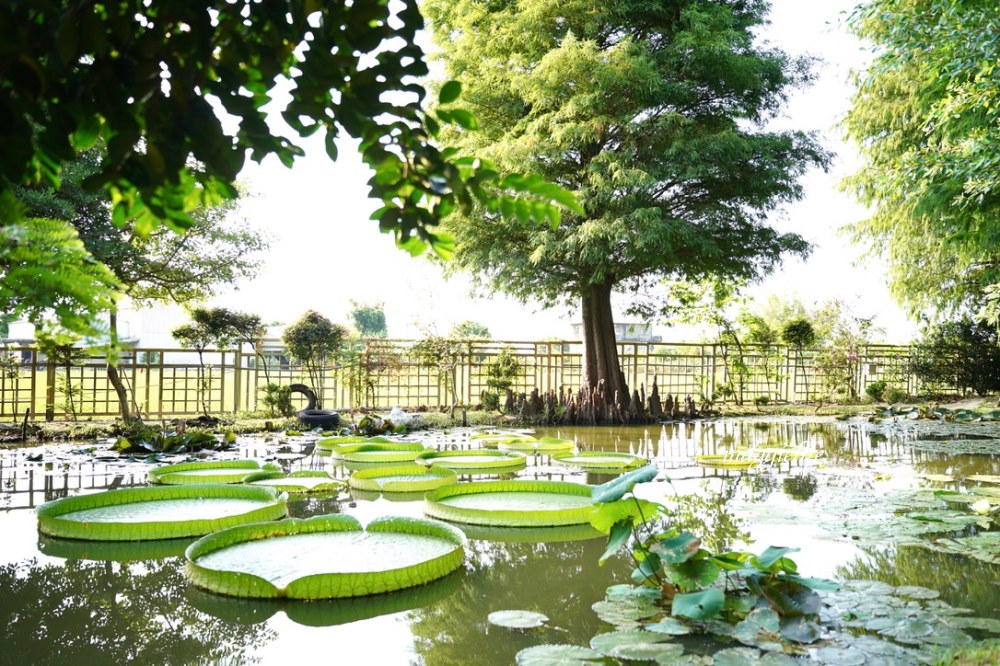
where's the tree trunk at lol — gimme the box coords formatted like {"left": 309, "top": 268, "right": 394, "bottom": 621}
{"left": 580, "top": 282, "right": 630, "bottom": 419}
{"left": 107, "top": 308, "right": 133, "bottom": 422}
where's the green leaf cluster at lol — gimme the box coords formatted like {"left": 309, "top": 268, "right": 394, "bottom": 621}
{"left": 845, "top": 0, "right": 1000, "bottom": 316}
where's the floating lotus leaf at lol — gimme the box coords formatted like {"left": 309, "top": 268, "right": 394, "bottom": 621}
{"left": 348, "top": 464, "right": 457, "bottom": 493}
{"left": 338, "top": 443, "right": 427, "bottom": 463}
{"left": 553, "top": 451, "right": 646, "bottom": 471}
{"left": 968, "top": 474, "right": 1000, "bottom": 484}
{"left": 917, "top": 473, "right": 955, "bottom": 483}
{"left": 415, "top": 449, "right": 527, "bottom": 471}
{"left": 711, "top": 647, "right": 760, "bottom": 666}
{"left": 488, "top": 610, "right": 549, "bottom": 629}
{"left": 425, "top": 480, "right": 595, "bottom": 527}
{"left": 645, "top": 618, "right": 692, "bottom": 636}
{"left": 812, "top": 647, "right": 867, "bottom": 665}
{"left": 589, "top": 630, "right": 671, "bottom": 658}
{"left": 515, "top": 644, "right": 604, "bottom": 666}
{"left": 458, "top": 522, "right": 604, "bottom": 543}
{"left": 244, "top": 471, "right": 341, "bottom": 493}
{"left": 315, "top": 435, "right": 392, "bottom": 454}
{"left": 37, "top": 484, "right": 288, "bottom": 541}
{"left": 185, "top": 514, "right": 466, "bottom": 599}
{"left": 671, "top": 588, "right": 724, "bottom": 620}
{"left": 499, "top": 437, "right": 574, "bottom": 454}
{"left": 148, "top": 459, "right": 265, "bottom": 485}
{"left": 186, "top": 565, "right": 462, "bottom": 627}
{"left": 695, "top": 455, "right": 757, "bottom": 470}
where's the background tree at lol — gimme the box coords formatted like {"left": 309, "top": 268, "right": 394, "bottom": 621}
{"left": 450, "top": 321, "right": 491, "bottom": 339}
{"left": 17, "top": 150, "right": 266, "bottom": 421}
{"left": 427, "top": 0, "right": 828, "bottom": 420}
{"left": 283, "top": 311, "right": 347, "bottom": 409}
{"left": 782, "top": 318, "right": 816, "bottom": 402}
{"left": 172, "top": 320, "right": 214, "bottom": 417}
{"left": 911, "top": 317, "right": 1000, "bottom": 397}
{"left": 349, "top": 301, "right": 388, "bottom": 338}
{"left": 844, "top": 0, "right": 1000, "bottom": 318}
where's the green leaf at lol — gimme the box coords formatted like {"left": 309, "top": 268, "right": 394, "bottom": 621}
{"left": 589, "top": 498, "right": 660, "bottom": 533}
{"left": 449, "top": 108, "right": 478, "bottom": 130}
{"left": 650, "top": 533, "right": 700, "bottom": 564}
{"left": 599, "top": 520, "right": 633, "bottom": 564}
{"left": 752, "top": 546, "right": 800, "bottom": 571}
{"left": 671, "top": 588, "right": 724, "bottom": 620}
{"left": 591, "top": 465, "right": 658, "bottom": 503}
{"left": 487, "top": 610, "right": 548, "bottom": 629}
{"left": 439, "top": 80, "right": 461, "bottom": 105}
{"left": 515, "top": 644, "right": 603, "bottom": 665}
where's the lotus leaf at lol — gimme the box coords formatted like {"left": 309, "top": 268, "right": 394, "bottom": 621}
{"left": 514, "top": 644, "right": 604, "bottom": 666}
{"left": 425, "top": 480, "right": 595, "bottom": 527}
{"left": 348, "top": 464, "right": 457, "bottom": 493}
{"left": 338, "top": 443, "right": 426, "bottom": 463}
{"left": 591, "top": 464, "right": 659, "bottom": 503}
{"left": 415, "top": 449, "right": 527, "bottom": 471}
{"left": 487, "top": 610, "right": 549, "bottom": 629}
{"left": 244, "top": 471, "right": 341, "bottom": 493}
{"left": 148, "top": 459, "right": 263, "bottom": 485}
{"left": 645, "top": 618, "right": 692, "bottom": 636}
{"left": 554, "top": 451, "right": 646, "bottom": 471}
{"left": 589, "top": 630, "right": 671, "bottom": 657}
{"left": 671, "top": 588, "right": 724, "bottom": 620}
{"left": 711, "top": 647, "right": 760, "bottom": 666}
{"left": 185, "top": 514, "right": 465, "bottom": 599}
{"left": 315, "top": 435, "right": 392, "bottom": 453}
{"left": 37, "top": 484, "right": 287, "bottom": 541}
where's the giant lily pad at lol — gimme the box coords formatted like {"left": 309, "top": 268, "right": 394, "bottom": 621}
{"left": 553, "top": 451, "right": 646, "bottom": 471}
{"left": 338, "top": 442, "right": 427, "bottom": 463}
{"left": 695, "top": 455, "right": 757, "bottom": 470}
{"left": 425, "top": 480, "right": 595, "bottom": 527}
{"left": 37, "top": 484, "right": 288, "bottom": 541}
{"left": 148, "top": 460, "right": 267, "bottom": 485}
{"left": 499, "top": 437, "right": 575, "bottom": 454}
{"left": 415, "top": 449, "right": 527, "bottom": 472}
{"left": 244, "top": 471, "right": 342, "bottom": 494}
{"left": 315, "top": 435, "right": 392, "bottom": 455}
{"left": 185, "top": 514, "right": 465, "bottom": 599}
{"left": 348, "top": 464, "right": 457, "bottom": 493}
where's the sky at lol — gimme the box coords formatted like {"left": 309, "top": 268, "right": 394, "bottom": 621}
{"left": 123, "top": 0, "right": 920, "bottom": 347}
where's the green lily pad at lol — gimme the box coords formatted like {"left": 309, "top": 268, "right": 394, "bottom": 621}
{"left": 415, "top": 449, "right": 528, "bottom": 471}
{"left": 488, "top": 610, "right": 549, "bottom": 629}
{"left": 348, "top": 464, "right": 457, "bottom": 493}
{"left": 589, "top": 630, "right": 670, "bottom": 657}
{"left": 553, "top": 451, "right": 646, "bottom": 471}
{"left": 425, "top": 480, "right": 595, "bottom": 527}
{"left": 712, "top": 647, "right": 760, "bottom": 666}
{"left": 672, "top": 588, "right": 724, "bottom": 620}
{"left": 148, "top": 459, "right": 264, "bottom": 485}
{"left": 645, "top": 617, "right": 692, "bottom": 636}
{"left": 515, "top": 644, "right": 604, "bottom": 666}
{"left": 813, "top": 647, "right": 866, "bottom": 665}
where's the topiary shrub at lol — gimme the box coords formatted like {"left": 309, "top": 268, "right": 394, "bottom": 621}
{"left": 865, "top": 380, "right": 888, "bottom": 402}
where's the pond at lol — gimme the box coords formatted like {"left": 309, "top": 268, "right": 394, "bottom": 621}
{"left": 2, "top": 417, "right": 1000, "bottom": 664}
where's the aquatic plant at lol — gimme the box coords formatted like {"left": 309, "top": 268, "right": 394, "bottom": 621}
{"left": 37, "top": 484, "right": 288, "bottom": 541}
{"left": 425, "top": 480, "right": 594, "bottom": 527}
{"left": 185, "top": 514, "right": 466, "bottom": 599}
{"left": 148, "top": 460, "right": 272, "bottom": 485}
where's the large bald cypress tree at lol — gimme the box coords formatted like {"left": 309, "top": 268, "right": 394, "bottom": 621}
{"left": 426, "top": 0, "right": 828, "bottom": 418}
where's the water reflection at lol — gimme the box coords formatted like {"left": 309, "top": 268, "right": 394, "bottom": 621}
{"left": 0, "top": 556, "right": 273, "bottom": 665}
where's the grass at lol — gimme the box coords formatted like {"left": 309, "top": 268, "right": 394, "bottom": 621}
{"left": 935, "top": 640, "right": 1000, "bottom": 665}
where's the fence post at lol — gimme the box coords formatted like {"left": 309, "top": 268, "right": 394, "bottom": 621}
{"left": 233, "top": 348, "right": 242, "bottom": 413}
{"left": 45, "top": 360, "right": 56, "bottom": 421}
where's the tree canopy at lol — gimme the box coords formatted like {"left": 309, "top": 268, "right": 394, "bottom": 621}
{"left": 0, "top": 1, "right": 576, "bottom": 253}
{"left": 426, "top": 0, "right": 828, "bottom": 413}
{"left": 844, "top": 0, "right": 1000, "bottom": 318}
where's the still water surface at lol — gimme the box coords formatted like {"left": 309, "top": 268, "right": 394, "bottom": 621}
{"left": 2, "top": 417, "right": 1000, "bottom": 665}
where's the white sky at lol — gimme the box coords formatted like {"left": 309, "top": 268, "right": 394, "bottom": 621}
{"left": 129, "top": 0, "right": 919, "bottom": 346}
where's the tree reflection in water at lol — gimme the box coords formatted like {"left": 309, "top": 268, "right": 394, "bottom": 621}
{"left": 837, "top": 545, "right": 1000, "bottom": 617}
{"left": 0, "top": 557, "right": 273, "bottom": 665}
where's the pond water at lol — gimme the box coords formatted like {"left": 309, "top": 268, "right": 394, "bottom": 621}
{"left": 2, "top": 417, "right": 1000, "bottom": 664}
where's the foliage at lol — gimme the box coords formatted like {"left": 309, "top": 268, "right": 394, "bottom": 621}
{"left": 172, "top": 318, "right": 216, "bottom": 416}
{"left": 283, "top": 311, "right": 347, "bottom": 409}
{"left": 412, "top": 331, "right": 466, "bottom": 414}
{"left": 451, "top": 321, "right": 491, "bottom": 339}
{"left": 910, "top": 317, "right": 1000, "bottom": 396}
{"left": 0, "top": 2, "right": 580, "bottom": 260}
{"left": 0, "top": 192, "right": 118, "bottom": 339}
{"left": 781, "top": 319, "right": 816, "bottom": 350}
{"left": 427, "top": 0, "right": 828, "bottom": 408}
{"left": 261, "top": 383, "right": 294, "bottom": 418}
{"left": 866, "top": 380, "right": 888, "bottom": 402}
{"left": 844, "top": 0, "right": 1000, "bottom": 317}
{"left": 482, "top": 347, "right": 521, "bottom": 412}
{"left": 343, "top": 339, "right": 403, "bottom": 409}
{"left": 813, "top": 302, "right": 880, "bottom": 403}
{"left": 110, "top": 428, "right": 233, "bottom": 456}
{"left": 589, "top": 466, "right": 837, "bottom": 627}
{"left": 349, "top": 301, "right": 388, "bottom": 338}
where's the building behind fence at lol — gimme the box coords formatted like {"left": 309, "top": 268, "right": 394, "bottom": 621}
{"left": 0, "top": 339, "right": 949, "bottom": 422}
